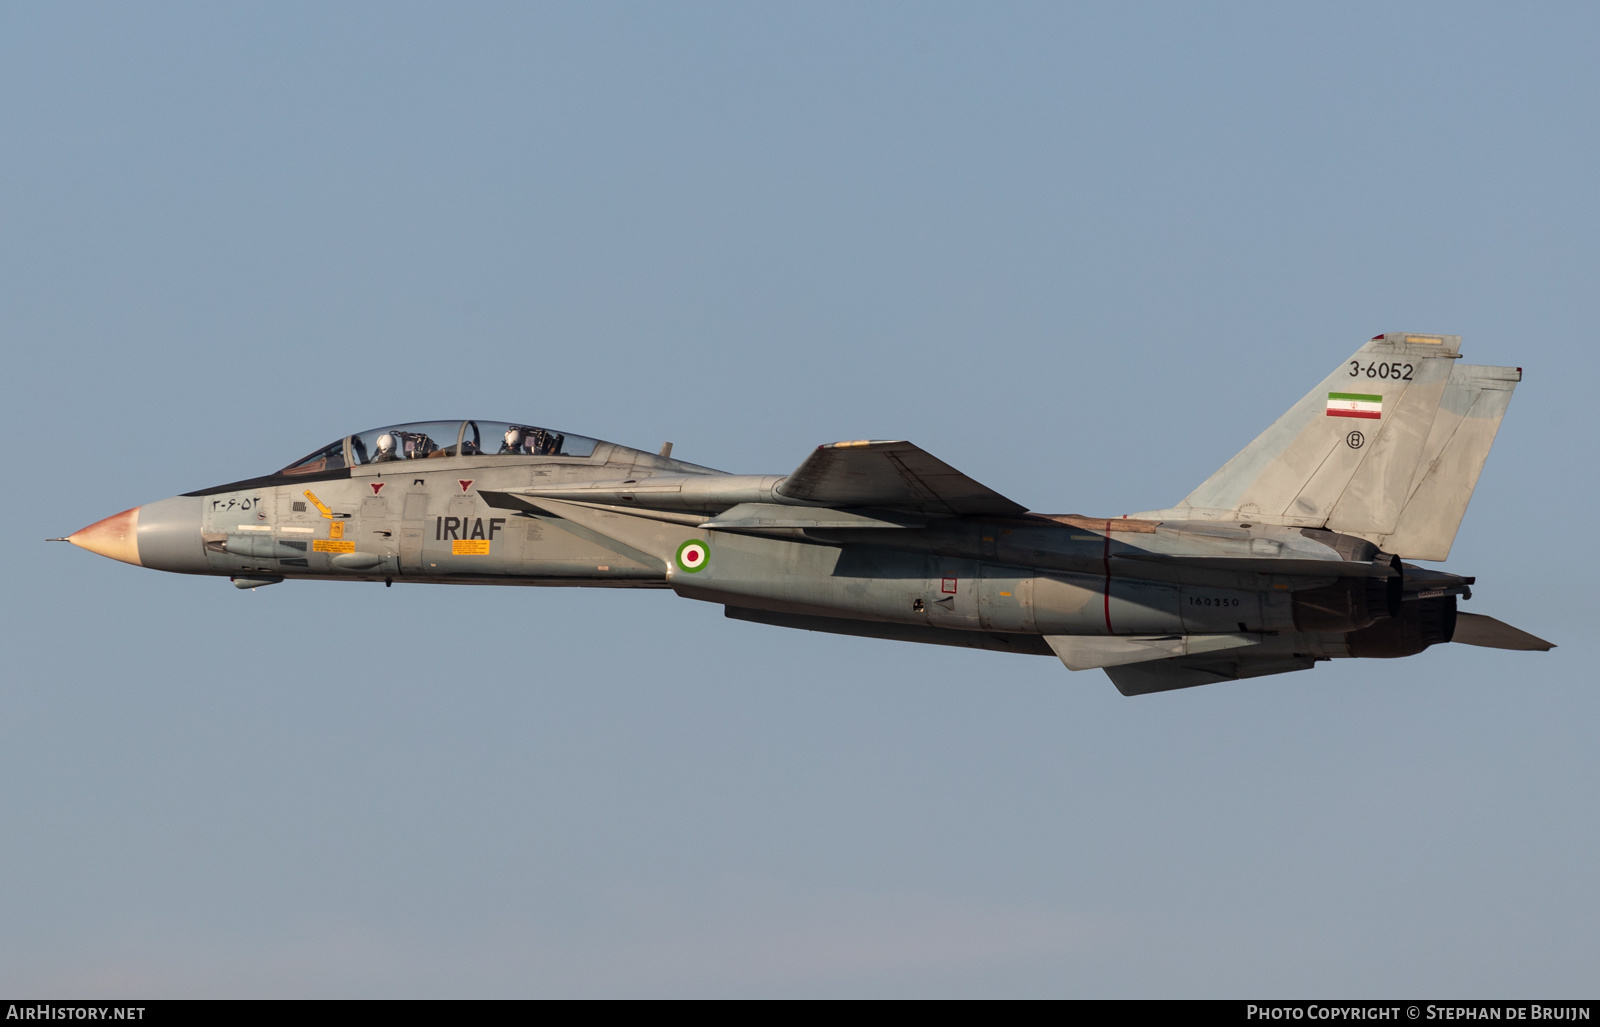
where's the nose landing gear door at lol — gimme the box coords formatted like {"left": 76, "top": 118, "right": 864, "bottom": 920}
{"left": 400, "top": 490, "right": 428, "bottom": 573}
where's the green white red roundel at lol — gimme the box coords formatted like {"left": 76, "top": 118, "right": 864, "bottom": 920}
{"left": 675, "top": 539, "right": 709, "bottom": 573}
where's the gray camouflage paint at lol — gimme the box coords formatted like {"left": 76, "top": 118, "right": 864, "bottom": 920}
{"left": 61, "top": 335, "right": 1551, "bottom": 696}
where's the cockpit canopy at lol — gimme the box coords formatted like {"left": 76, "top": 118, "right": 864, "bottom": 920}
{"left": 278, "top": 420, "right": 601, "bottom": 475}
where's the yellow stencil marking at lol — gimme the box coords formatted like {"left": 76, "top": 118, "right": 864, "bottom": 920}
{"left": 313, "top": 539, "right": 356, "bottom": 553}
{"left": 452, "top": 540, "right": 491, "bottom": 555}
{"left": 302, "top": 490, "right": 334, "bottom": 518}
{"left": 329, "top": 521, "right": 344, "bottom": 540}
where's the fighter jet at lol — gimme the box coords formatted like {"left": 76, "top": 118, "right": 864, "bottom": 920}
{"left": 57, "top": 332, "right": 1551, "bottom": 694}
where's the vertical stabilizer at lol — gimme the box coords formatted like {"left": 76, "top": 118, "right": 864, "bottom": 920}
{"left": 1178, "top": 334, "right": 1466, "bottom": 531}
{"left": 1368, "top": 363, "right": 1519, "bottom": 560}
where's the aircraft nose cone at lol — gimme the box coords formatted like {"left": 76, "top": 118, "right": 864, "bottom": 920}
{"left": 66, "top": 495, "right": 208, "bottom": 573}
{"left": 68, "top": 507, "right": 142, "bottom": 566}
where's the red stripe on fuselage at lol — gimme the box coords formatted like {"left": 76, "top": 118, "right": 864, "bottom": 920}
{"left": 1103, "top": 522, "right": 1114, "bottom": 635}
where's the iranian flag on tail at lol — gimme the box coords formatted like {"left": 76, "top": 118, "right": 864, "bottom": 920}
{"left": 1326, "top": 392, "right": 1382, "bottom": 419}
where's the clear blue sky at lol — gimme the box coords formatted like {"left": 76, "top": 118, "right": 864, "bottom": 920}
{"left": 2, "top": 2, "right": 1596, "bottom": 997}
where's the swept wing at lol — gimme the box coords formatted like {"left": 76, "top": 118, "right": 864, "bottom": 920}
{"left": 775, "top": 440, "right": 1027, "bottom": 516}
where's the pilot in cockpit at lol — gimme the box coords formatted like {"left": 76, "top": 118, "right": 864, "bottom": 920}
{"left": 499, "top": 426, "right": 527, "bottom": 455}
{"left": 372, "top": 433, "right": 401, "bottom": 463}
{"left": 532, "top": 428, "right": 563, "bottom": 455}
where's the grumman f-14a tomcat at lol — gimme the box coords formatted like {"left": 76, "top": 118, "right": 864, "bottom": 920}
{"left": 57, "top": 332, "right": 1551, "bottom": 695}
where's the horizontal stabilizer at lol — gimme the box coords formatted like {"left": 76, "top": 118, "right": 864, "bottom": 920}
{"left": 1045, "top": 632, "right": 1260, "bottom": 671}
{"left": 1452, "top": 612, "right": 1554, "bottom": 651}
{"left": 776, "top": 441, "right": 1027, "bottom": 516}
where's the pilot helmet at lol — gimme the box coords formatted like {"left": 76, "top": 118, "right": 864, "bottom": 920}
{"left": 376, "top": 433, "right": 397, "bottom": 454}
{"left": 505, "top": 427, "right": 524, "bottom": 450}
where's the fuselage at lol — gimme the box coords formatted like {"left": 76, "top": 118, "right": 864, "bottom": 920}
{"left": 66, "top": 419, "right": 1468, "bottom": 670}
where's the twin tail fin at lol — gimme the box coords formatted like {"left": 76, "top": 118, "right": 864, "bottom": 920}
{"left": 1156, "top": 333, "right": 1519, "bottom": 561}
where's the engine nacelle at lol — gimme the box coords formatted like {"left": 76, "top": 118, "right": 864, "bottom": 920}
{"left": 1345, "top": 596, "right": 1457, "bottom": 658}
{"left": 1291, "top": 575, "right": 1401, "bottom": 632}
